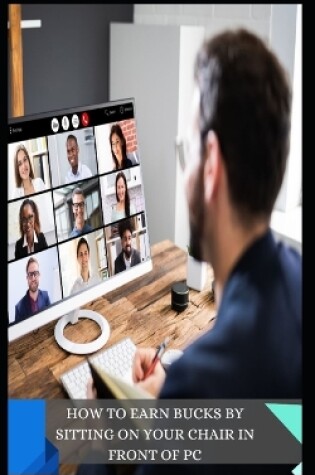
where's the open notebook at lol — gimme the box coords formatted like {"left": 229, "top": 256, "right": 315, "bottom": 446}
{"left": 88, "top": 360, "right": 154, "bottom": 399}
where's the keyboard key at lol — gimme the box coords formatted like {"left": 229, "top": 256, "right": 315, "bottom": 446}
{"left": 60, "top": 338, "right": 136, "bottom": 399}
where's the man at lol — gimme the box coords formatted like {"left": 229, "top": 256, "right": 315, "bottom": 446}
{"left": 15, "top": 257, "right": 51, "bottom": 323}
{"left": 114, "top": 219, "right": 141, "bottom": 274}
{"left": 69, "top": 187, "right": 93, "bottom": 238}
{"left": 79, "top": 29, "right": 301, "bottom": 475}
{"left": 65, "top": 134, "right": 92, "bottom": 184}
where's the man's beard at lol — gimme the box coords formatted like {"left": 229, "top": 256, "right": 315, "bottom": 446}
{"left": 124, "top": 246, "right": 132, "bottom": 259}
{"left": 29, "top": 282, "right": 39, "bottom": 293}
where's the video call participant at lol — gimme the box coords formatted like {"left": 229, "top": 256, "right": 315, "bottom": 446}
{"left": 70, "top": 237, "right": 101, "bottom": 295}
{"left": 65, "top": 134, "right": 92, "bottom": 184}
{"left": 15, "top": 257, "right": 51, "bottom": 323}
{"left": 110, "top": 124, "right": 133, "bottom": 170}
{"left": 111, "top": 171, "right": 136, "bottom": 222}
{"left": 79, "top": 28, "right": 301, "bottom": 475}
{"left": 114, "top": 219, "right": 141, "bottom": 274}
{"left": 15, "top": 198, "right": 48, "bottom": 259}
{"left": 69, "top": 187, "right": 93, "bottom": 238}
{"left": 11, "top": 143, "right": 46, "bottom": 199}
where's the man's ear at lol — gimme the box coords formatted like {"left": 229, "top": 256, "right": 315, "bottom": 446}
{"left": 203, "top": 130, "right": 222, "bottom": 204}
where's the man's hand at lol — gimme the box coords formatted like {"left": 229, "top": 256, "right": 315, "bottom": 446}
{"left": 86, "top": 377, "right": 97, "bottom": 399}
{"left": 132, "top": 347, "right": 166, "bottom": 397}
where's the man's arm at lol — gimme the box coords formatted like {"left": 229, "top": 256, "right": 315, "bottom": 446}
{"left": 39, "top": 290, "right": 51, "bottom": 308}
{"left": 15, "top": 303, "right": 21, "bottom": 322}
{"left": 114, "top": 256, "right": 120, "bottom": 274}
{"left": 46, "top": 292, "right": 51, "bottom": 306}
{"left": 134, "top": 249, "right": 141, "bottom": 265}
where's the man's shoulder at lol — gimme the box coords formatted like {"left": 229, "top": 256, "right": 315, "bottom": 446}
{"left": 81, "top": 163, "right": 92, "bottom": 176}
{"left": 115, "top": 252, "right": 123, "bottom": 262}
{"left": 135, "top": 249, "right": 141, "bottom": 262}
{"left": 83, "top": 223, "right": 93, "bottom": 232}
{"left": 39, "top": 289, "right": 50, "bottom": 304}
{"left": 114, "top": 252, "right": 125, "bottom": 270}
{"left": 278, "top": 242, "right": 301, "bottom": 278}
{"left": 69, "top": 228, "right": 78, "bottom": 237}
{"left": 16, "top": 292, "right": 27, "bottom": 308}
{"left": 64, "top": 172, "right": 72, "bottom": 184}
{"left": 38, "top": 289, "right": 49, "bottom": 297}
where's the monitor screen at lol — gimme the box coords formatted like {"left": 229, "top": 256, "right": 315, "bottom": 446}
{"left": 8, "top": 98, "right": 152, "bottom": 353}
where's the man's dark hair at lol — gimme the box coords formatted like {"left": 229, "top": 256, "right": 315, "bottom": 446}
{"left": 26, "top": 256, "right": 38, "bottom": 273}
{"left": 72, "top": 187, "right": 84, "bottom": 201}
{"left": 118, "top": 218, "right": 134, "bottom": 239}
{"left": 195, "top": 28, "right": 291, "bottom": 219}
{"left": 66, "top": 134, "right": 78, "bottom": 146}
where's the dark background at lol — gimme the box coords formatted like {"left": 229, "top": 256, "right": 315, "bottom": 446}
{"left": 8, "top": 4, "right": 134, "bottom": 118}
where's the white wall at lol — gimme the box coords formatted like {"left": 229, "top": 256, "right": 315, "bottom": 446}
{"left": 270, "top": 5, "right": 301, "bottom": 252}
{"left": 134, "top": 5, "right": 271, "bottom": 41}
{"left": 110, "top": 24, "right": 182, "bottom": 246}
{"left": 270, "top": 5, "right": 302, "bottom": 211}
{"left": 133, "top": 4, "right": 301, "bottom": 249}
{"left": 110, "top": 24, "right": 205, "bottom": 249}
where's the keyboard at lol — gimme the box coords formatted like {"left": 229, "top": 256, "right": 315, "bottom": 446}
{"left": 60, "top": 337, "right": 137, "bottom": 399}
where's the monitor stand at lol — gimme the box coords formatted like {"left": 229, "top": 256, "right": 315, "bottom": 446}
{"left": 54, "top": 308, "right": 110, "bottom": 355}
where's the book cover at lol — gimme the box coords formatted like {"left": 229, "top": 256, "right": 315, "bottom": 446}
{"left": 88, "top": 361, "right": 155, "bottom": 400}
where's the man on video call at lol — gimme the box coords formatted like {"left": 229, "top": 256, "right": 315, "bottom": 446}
{"left": 65, "top": 134, "right": 92, "bottom": 184}
{"left": 15, "top": 257, "right": 51, "bottom": 323}
{"left": 69, "top": 187, "right": 93, "bottom": 238}
{"left": 114, "top": 219, "right": 141, "bottom": 274}
{"left": 78, "top": 28, "right": 301, "bottom": 475}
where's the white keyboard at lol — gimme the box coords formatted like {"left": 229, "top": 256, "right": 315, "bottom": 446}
{"left": 60, "top": 337, "right": 137, "bottom": 399}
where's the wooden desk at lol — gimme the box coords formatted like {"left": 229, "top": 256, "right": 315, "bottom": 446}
{"left": 9, "top": 240, "right": 216, "bottom": 474}
{"left": 9, "top": 240, "right": 216, "bottom": 399}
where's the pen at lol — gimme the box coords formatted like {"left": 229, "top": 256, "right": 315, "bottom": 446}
{"left": 143, "top": 337, "right": 170, "bottom": 379}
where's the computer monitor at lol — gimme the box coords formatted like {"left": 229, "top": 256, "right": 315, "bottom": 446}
{"left": 8, "top": 98, "right": 152, "bottom": 354}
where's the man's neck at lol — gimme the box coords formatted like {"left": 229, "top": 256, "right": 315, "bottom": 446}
{"left": 29, "top": 289, "right": 39, "bottom": 301}
{"left": 71, "top": 166, "right": 78, "bottom": 175}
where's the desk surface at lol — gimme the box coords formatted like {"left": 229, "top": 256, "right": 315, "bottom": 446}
{"left": 9, "top": 240, "right": 216, "bottom": 399}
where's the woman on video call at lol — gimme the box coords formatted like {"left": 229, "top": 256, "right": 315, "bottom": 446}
{"left": 15, "top": 198, "right": 48, "bottom": 259}
{"left": 111, "top": 171, "right": 136, "bottom": 223}
{"left": 12, "top": 144, "right": 46, "bottom": 199}
{"left": 110, "top": 124, "right": 133, "bottom": 170}
{"left": 70, "top": 237, "right": 101, "bottom": 295}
